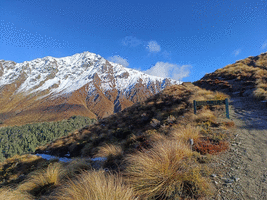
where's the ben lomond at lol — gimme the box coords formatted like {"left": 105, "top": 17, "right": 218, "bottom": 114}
{"left": 0, "top": 51, "right": 178, "bottom": 126}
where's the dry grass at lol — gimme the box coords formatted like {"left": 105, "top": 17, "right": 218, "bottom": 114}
{"left": 147, "top": 131, "right": 167, "bottom": 143}
{"left": 213, "top": 91, "right": 229, "bottom": 100}
{"left": 170, "top": 124, "right": 201, "bottom": 144}
{"left": 196, "top": 53, "right": 267, "bottom": 100}
{"left": 193, "top": 109, "right": 216, "bottom": 123}
{"left": 0, "top": 187, "right": 34, "bottom": 200}
{"left": 18, "top": 162, "right": 66, "bottom": 196}
{"left": 95, "top": 143, "right": 123, "bottom": 158}
{"left": 53, "top": 170, "right": 136, "bottom": 200}
{"left": 125, "top": 139, "right": 211, "bottom": 199}
{"left": 253, "top": 88, "right": 267, "bottom": 100}
{"left": 65, "top": 158, "right": 92, "bottom": 178}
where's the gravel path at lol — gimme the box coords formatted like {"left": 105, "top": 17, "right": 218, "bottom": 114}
{"left": 213, "top": 96, "right": 267, "bottom": 200}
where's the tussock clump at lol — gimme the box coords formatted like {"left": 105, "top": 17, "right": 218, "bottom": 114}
{"left": 193, "top": 109, "right": 216, "bottom": 123}
{"left": 253, "top": 87, "right": 267, "bottom": 100}
{"left": 125, "top": 139, "right": 211, "bottom": 199}
{"left": 95, "top": 144, "right": 123, "bottom": 169}
{"left": 65, "top": 158, "right": 92, "bottom": 178}
{"left": 18, "top": 162, "right": 66, "bottom": 197}
{"left": 53, "top": 170, "right": 136, "bottom": 200}
{"left": 171, "top": 124, "right": 201, "bottom": 144}
{"left": 95, "top": 143, "right": 123, "bottom": 158}
{"left": 0, "top": 187, "right": 34, "bottom": 200}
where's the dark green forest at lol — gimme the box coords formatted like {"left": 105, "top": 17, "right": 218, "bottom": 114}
{"left": 0, "top": 116, "right": 96, "bottom": 161}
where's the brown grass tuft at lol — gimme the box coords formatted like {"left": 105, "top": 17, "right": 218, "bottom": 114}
{"left": 95, "top": 143, "right": 123, "bottom": 158}
{"left": 18, "top": 162, "right": 66, "bottom": 196}
{"left": 194, "top": 109, "right": 216, "bottom": 123}
{"left": 53, "top": 170, "right": 136, "bottom": 200}
{"left": 0, "top": 187, "right": 34, "bottom": 200}
{"left": 253, "top": 87, "right": 267, "bottom": 100}
{"left": 65, "top": 158, "right": 92, "bottom": 178}
{"left": 170, "top": 124, "right": 201, "bottom": 144}
{"left": 125, "top": 139, "right": 211, "bottom": 199}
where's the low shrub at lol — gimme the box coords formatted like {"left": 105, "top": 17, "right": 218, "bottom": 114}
{"left": 193, "top": 139, "right": 229, "bottom": 155}
{"left": 222, "top": 121, "right": 235, "bottom": 128}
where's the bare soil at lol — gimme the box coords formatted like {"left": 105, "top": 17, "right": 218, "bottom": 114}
{"left": 211, "top": 96, "right": 267, "bottom": 200}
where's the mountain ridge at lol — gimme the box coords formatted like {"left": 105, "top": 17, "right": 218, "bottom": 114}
{"left": 0, "top": 51, "right": 179, "bottom": 126}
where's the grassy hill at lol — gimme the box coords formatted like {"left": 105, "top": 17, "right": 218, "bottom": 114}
{"left": 0, "top": 83, "right": 235, "bottom": 199}
{"left": 194, "top": 52, "right": 267, "bottom": 101}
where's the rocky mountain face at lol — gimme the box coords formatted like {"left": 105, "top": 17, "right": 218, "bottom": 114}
{"left": 0, "top": 52, "right": 178, "bottom": 126}
{"left": 194, "top": 52, "right": 267, "bottom": 101}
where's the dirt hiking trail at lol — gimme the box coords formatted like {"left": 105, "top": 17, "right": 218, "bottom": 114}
{"left": 213, "top": 96, "right": 267, "bottom": 200}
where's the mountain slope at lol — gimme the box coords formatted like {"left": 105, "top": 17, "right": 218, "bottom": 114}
{"left": 0, "top": 52, "right": 178, "bottom": 126}
{"left": 194, "top": 52, "right": 267, "bottom": 101}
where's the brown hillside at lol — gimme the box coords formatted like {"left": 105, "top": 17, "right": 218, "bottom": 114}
{"left": 194, "top": 52, "right": 267, "bottom": 101}
{"left": 0, "top": 83, "right": 235, "bottom": 199}
{"left": 35, "top": 83, "right": 231, "bottom": 159}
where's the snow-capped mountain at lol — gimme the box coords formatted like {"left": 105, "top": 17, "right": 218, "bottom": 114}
{"left": 0, "top": 51, "right": 179, "bottom": 126}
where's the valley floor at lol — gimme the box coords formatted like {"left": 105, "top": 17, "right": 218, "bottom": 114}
{"left": 213, "top": 96, "right": 267, "bottom": 199}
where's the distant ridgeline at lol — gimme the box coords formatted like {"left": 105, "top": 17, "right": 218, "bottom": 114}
{"left": 0, "top": 116, "right": 96, "bottom": 162}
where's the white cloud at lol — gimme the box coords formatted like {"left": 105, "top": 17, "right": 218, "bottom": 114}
{"left": 122, "top": 36, "right": 142, "bottom": 47}
{"left": 144, "top": 62, "right": 191, "bottom": 81}
{"left": 108, "top": 55, "right": 129, "bottom": 67}
{"left": 233, "top": 49, "right": 241, "bottom": 56}
{"left": 147, "top": 41, "right": 161, "bottom": 52}
{"left": 261, "top": 40, "right": 267, "bottom": 49}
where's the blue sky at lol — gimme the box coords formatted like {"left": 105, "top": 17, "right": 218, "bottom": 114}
{"left": 1, "top": 0, "right": 267, "bottom": 82}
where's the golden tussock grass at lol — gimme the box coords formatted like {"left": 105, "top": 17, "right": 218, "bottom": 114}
{"left": 18, "top": 162, "right": 66, "bottom": 196}
{"left": 125, "top": 139, "right": 211, "bottom": 199}
{"left": 95, "top": 143, "right": 123, "bottom": 158}
{"left": 0, "top": 187, "right": 34, "bottom": 200}
{"left": 147, "top": 132, "right": 167, "bottom": 143}
{"left": 65, "top": 158, "right": 92, "bottom": 178}
{"left": 53, "top": 170, "right": 136, "bottom": 200}
{"left": 193, "top": 109, "right": 216, "bottom": 123}
{"left": 253, "top": 88, "right": 267, "bottom": 100}
{"left": 0, "top": 154, "right": 41, "bottom": 166}
{"left": 170, "top": 124, "right": 201, "bottom": 144}
{"left": 256, "top": 82, "right": 267, "bottom": 89}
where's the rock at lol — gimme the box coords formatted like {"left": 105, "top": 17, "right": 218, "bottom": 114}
{"left": 211, "top": 174, "right": 217, "bottom": 178}
{"left": 225, "top": 179, "right": 234, "bottom": 184}
{"left": 231, "top": 176, "right": 240, "bottom": 182}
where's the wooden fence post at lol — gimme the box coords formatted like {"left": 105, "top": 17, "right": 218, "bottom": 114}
{"left": 225, "top": 98, "right": 229, "bottom": 119}
{"left": 193, "top": 100, "right": 196, "bottom": 114}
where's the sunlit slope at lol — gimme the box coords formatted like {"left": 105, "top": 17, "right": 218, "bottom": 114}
{"left": 194, "top": 52, "right": 267, "bottom": 101}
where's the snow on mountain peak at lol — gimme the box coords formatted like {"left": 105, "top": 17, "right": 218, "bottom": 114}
{"left": 0, "top": 52, "right": 179, "bottom": 98}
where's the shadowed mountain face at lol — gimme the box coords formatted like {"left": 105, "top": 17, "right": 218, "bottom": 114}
{"left": 194, "top": 52, "right": 267, "bottom": 101}
{"left": 0, "top": 52, "right": 178, "bottom": 126}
